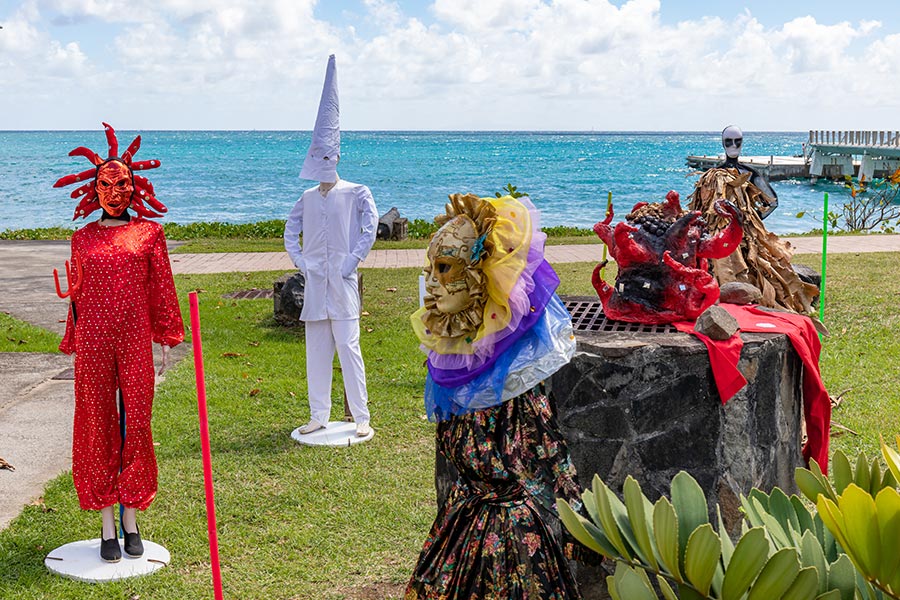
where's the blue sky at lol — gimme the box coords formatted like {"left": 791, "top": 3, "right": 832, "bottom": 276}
{"left": 3, "top": 0, "right": 900, "bottom": 130}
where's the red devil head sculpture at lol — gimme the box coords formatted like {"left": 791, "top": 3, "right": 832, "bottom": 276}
{"left": 53, "top": 122, "right": 166, "bottom": 220}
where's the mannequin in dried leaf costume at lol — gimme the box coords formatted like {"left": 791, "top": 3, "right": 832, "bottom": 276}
{"left": 688, "top": 168, "right": 820, "bottom": 314}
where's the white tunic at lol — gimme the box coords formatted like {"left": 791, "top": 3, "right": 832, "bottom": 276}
{"left": 283, "top": 179, "right": 377, "bottom": 321}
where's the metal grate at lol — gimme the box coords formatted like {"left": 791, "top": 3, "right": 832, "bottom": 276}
{"left": 224, "top": 288, "right": 274, "bottom": 300}
{"left": 562, "top": 298, "right": 677, "bottom": 334}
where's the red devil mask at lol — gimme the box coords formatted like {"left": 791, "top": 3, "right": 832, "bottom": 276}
{"left": 53, "top": 122, "right": 166, "bottom": 220}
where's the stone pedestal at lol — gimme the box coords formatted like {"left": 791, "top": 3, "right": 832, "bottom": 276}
{"left": 552, "top": 325, "right": 804, "bottom": 532}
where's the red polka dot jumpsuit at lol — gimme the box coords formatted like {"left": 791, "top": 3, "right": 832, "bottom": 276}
{"left": 60, "top": 218, "right": 184, "bottom": 511}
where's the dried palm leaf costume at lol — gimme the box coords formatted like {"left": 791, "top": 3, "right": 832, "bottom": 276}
{"left": 406, "top": 194, "right": 582, "bottom": 600}
{"left": 689, "top": 168, "right": 820, "bottom": 314}
{"left": 55, "top": 123, "right": 184, "bottom": 511}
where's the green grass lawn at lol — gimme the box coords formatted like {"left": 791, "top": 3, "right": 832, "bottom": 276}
{"left": 0, "top": 254, "right": 897, "bottom": 598}
{"left": 0, "top": 312, "right": 62, "bottom": 353}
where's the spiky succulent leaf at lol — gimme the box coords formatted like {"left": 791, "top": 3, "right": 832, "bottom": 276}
{"left": 653, "top": 496, "right": 682, "bottom": 582}
{"left": 671, "top": 472, "right": 709, "bottom": 575}
{"left": 684, "top": 523, "right": 720, "bottom": 596}
{"left": 874, "top": 487, "right": 900, "bottom": 593}
{"left": 593, "top": 474, "right": 633, "bottom": 559}
{"left": 746, "top": 548, "right": 801, "bottom": 600}
{"left": 623, "top": 476, "right": 658, "bottom": 570}
{"left": 608, "top": 563, "right": 658, "bottom": 600}
{"left": 781, "top": 567, "right": 820, "bottom": 600}
{"left": 721, "top": 527, "right": 770, "bottom": 600}
{"left": 832, "top": 451, "right": 852, "bottom": 495}
{"left": 799, "top": 529, "right": 828, "bottom": 595}
{"left": 557, "top": 499, "right": 606, "bottom": 556}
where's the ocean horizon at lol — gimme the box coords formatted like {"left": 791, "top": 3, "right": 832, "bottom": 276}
{"left": 0, "top": 130, "right": 844, "bottom": 234}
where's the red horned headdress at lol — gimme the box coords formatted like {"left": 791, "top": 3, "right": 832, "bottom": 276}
{"left": 53, "top": 122, "right": 167, "bottom": 220}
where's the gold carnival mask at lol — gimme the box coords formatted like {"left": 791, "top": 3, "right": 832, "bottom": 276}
{"left": 426, "top": 215, "right": 479, "bottom": 315}
{"left": 96, "top": 160, "right": 134, "bottom": 217}
{"left": 421, "top": 194, "right": 497, "bottom": 339}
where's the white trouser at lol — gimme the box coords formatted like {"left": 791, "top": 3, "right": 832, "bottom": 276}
{"left": 305, "top": 318, "right": 370, "bottom": 425}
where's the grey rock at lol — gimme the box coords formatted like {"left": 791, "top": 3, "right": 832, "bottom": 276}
{"left": 696, "top": 305, "right": 740, "bottom": 340}
{"left": 273, "top": 271, "right": 305, "bottom": 327}
{"left": 273, "top": 271, "right": 364, "bottom": 326}
{"left": 792, "top": 263, "right": 822, "bottom": 289}
{"left": 719, "top": 281, "right": 762, "bottom": 305}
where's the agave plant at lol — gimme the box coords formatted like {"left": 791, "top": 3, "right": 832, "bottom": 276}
{"left": 558, "top": 472, "right": 823, "bottom": 599}
{"left": 740, "top": 487, "right": 858, "bottom": 599}
{"left": 559, "top": 437, "right": 900, "bottom": 600}
{"left": 808, "top": 438, "right": 900, "bottom": 599}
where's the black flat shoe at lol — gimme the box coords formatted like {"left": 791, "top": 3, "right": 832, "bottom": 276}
{"left": 100, "top": 528, "right": 121, "bottom": 563}
{"left": 123, "top": 524, "right": 143, "bottom": 558}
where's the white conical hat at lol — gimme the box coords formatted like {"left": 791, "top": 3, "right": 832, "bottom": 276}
{"left": 299, "top": 55, "right": 340, "bottom": 182}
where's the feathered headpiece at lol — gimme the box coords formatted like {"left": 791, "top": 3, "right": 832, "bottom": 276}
{"left": 53, "top": 122, "right": 166, "bottom": 220}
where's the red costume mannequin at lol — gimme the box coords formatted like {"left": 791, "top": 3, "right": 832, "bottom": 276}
{"left": 54, "top": 123, "right": 184, "bottom": 562}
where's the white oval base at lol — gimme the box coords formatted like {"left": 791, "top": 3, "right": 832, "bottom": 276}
{"left": 45, "top": 538, "right": 170, "bottom": 583}
{"left": 291, "top": 421, "right": 374, "bottom": 446}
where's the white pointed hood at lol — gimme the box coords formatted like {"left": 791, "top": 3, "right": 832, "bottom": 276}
{"left": 300, "top": 55, "right": 340, "bottom": 182}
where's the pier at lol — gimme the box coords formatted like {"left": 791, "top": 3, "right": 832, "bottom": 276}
{"left": 807, "top": 130, "right": 900, "bottom": 180}
{"left": 686, "top": 130, "right": 900, "bottom": 181}
{"left": 685, "top": 155, "right": 810, "bottom": 181}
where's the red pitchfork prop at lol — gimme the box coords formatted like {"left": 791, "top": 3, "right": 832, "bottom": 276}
{"left": 189, "top": 291, "right": 225, "bottom": 600}
{"left": 53, "top": 255, "right": 83, "bottom": 298}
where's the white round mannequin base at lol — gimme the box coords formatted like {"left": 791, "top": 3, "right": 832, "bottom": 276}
{"left": 45, "top": 539, "right": 170, "bottom": 583}
{"left": 290, "top": 421, "right": 374, "bottom": 447}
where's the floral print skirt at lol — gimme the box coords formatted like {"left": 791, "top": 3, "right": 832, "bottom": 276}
{"left": 405, "top": 386, "right": 582, "bottom": 600}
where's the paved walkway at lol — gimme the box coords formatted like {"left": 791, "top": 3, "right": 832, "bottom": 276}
{"left": 169, "top": 235, "right": 900, "bottom": 274}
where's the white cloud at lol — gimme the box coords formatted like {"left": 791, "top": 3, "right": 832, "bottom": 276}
{"left": 2, "top": 0, "right": 900, "bottom": 129}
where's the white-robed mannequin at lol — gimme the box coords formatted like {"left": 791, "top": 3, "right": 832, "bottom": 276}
{"left": 284, "top": 55, "right": 378, "bottom": 438}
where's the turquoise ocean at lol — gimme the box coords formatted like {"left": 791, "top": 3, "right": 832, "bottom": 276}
{"left": 0, "top": 131, "right": 843, "bottom": 234}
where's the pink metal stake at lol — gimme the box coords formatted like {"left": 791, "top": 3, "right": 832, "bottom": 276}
{"left": 189, "top": 291, "right": 224, "bottom": 600}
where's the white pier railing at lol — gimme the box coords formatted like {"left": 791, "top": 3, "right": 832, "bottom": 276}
{"left": 809, "top": 130, "right": 900, "bottom": 148}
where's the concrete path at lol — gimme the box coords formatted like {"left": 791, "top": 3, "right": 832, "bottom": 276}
{"left": 169, "top": 234, "right": 900, "bottom": 274}
{"left": 0, "top": 353, "right": 74, "bottom": 529}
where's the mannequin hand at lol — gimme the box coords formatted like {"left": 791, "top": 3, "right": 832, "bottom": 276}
{"left": 158, "top": 344, "right": 170, "bottom": 375}
{"left": 341, "top": 255, "right": 359, "bottom": 278}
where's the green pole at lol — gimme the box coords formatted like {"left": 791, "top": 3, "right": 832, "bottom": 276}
{"left": 819, "top": 192, "right": 828, "bottom": 324}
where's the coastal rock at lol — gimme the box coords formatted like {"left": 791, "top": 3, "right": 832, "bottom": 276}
{"left": 696, "top": 305, "right": 739, "bottom": 340}
{"left": 719, "top": 281, "right": 762, "bottom": 305}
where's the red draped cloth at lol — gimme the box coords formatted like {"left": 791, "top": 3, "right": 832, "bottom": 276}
{"left": 674, "top": 304, "right": 830, "bottom": 472}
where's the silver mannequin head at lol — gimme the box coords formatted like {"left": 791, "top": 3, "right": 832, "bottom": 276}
{"left": 722, "top": 125, "right": 743, "bottom": 159}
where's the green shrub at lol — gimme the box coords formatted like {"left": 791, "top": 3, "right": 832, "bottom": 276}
{"left": 162, "top": 220, "right": 287, "bottom": 239}
{"left": 0, "top": 226, "right": 75, "bottom": 240}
